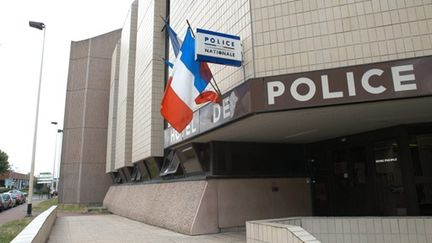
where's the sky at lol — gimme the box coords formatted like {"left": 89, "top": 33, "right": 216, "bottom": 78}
{"left": 0, "top": 0, "right": 134, "bottom": 176}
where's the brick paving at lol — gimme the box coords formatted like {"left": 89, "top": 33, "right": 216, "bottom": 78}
{"left": 48, "top": 214, "right": 246, "bottom": 243}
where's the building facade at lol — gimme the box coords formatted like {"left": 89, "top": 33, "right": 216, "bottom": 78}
{"left": 60, "top": 0, "right": 432, "bottom": 238}
{"left": 0, "top": 171, "right": 29, "bottom": 190}
{"left": 59, "top": 29, "right": 121, "bottom": 204}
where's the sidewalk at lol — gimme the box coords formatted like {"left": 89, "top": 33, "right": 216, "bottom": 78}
{"left": 48, "top": 214, "right": 246, "bottom": 243}
{"left": 0, "top": 195, "right": 45, "bottom": 225}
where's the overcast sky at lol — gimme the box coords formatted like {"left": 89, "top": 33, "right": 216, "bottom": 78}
{"left": 0, "top": 0, "right": 133, "bottom": 176}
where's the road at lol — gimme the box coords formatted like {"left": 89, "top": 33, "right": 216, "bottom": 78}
{"left": 0, "top": 195, "right": 45, "bottom": 225}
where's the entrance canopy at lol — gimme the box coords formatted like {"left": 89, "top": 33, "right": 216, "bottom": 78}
{"left": 184, "top": 96, "right": 432, "bottom": 144}
{"left": 165, "top": 56, "right": 432, "bottom": 148}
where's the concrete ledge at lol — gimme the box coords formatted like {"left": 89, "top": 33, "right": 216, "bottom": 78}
{"left": 247, "top": 216, "right": 432, "bottom": 243}
{"left": 11, "top": 205, "right": 58, "bottom": 243}
{"left": 247, "top": 220, "right": 320, "bottom": 243}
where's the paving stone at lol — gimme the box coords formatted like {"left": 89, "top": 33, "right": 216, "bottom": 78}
{"left": 48, "top": 214, "right": 246, "bottom": 243}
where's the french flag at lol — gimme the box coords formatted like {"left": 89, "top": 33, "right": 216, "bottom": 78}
{"left": 161, "top": 28, "right": 219, "bottom": 133}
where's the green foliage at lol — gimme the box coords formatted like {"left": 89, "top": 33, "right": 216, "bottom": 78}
{"left": 0, "top": 149, "right": 11, "bottom": 174}
{"left": 0, "top": 218, "right": 32, "bottom": 243}
{"left": 0, "top": 198, "right": 58, "bottom": 243}
{"left": 58, "top": 203, "right": 87, "bottom": 213}
{"left": 32, "top": 198, "right": 58, "bottom": 212}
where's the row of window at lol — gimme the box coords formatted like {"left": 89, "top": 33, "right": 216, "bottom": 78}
{"left": 112, "top": 143, "right": 207, "bottom": 184}
{"left": 111, "top": 141, "right": 308, "bottom": 184}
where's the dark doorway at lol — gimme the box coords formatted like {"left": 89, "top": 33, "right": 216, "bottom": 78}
{"left": 308, "top": 124, "right": 432, "bottom": 217}
{"left": 410, "top": 134, "right": 432, "bottom": 215}
{"left": 373, "top": 140, "right": 407, "bottom": 215}
{"left": 332, "top": 146, "right": 371, "bottom": 215}
{"left": 309, "top": 143, "right": 375, "bottom": 216}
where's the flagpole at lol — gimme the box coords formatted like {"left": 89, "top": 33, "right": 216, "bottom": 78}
{"left": 186, "top": 20, "right": 223, "bottom": 98}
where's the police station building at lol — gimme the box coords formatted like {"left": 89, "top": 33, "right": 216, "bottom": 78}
{"left": 59, "top": 0, "right": 432, "bottom": 240}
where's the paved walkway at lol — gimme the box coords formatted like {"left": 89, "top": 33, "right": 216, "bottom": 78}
{"left": 48, "top": 214, "right": 246, "bottom": 243}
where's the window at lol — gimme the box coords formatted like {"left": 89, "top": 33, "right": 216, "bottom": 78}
{"left": 145, "top": 158, "right": 161, "bottom": 179}
{"left": 136, "top": 161, "right": 151, "bottom": 181}
{"left": 129, "top": 162, "right": 150, "bottom": 182}
{"left": 177, "top": 145, "right": 203, "bottom": 174}
{"left": 374, "top": 140, "right": 401, "bottom": 183}
{"left": 194, "top": 143, "right": 211, "bottom": 172}
{"left": 135, "top": 169, "right": 142, "bottom": 181}
{"left": 373, "top": 140, "right": 406, "bottom": 215}
{"left": 113, "top": 172, "right": 122, "bottom": 184}
{"left": 409, "top": 134, "right": 432, "bottom": 215}
{"left": 160, "top": 151, "right": 182, "bottom": 176}
{"left": 212, "top": 142, "right": 306, "bottom": 176}
{"left": 130, "top": 165, "right": 140, "bottom": 182}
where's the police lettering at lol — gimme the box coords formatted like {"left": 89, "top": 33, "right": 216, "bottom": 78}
{"left": 267, "top": 64, "right": 417, "bottom": 104}
{"left": 204, "top": 36, "right": 234, "bottom": 47}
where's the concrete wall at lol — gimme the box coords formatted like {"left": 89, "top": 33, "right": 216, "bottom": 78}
{"left": 11, "top": 206, "right": 58, "bottom": 243}
{"left": 132, "top": 0, "right": 166, "bottom": 162}
{"left": 106, "top": 44, "right": 120, "bottom": 173}
{"left": 59, "top": 29, "right": 121, "bottom": 204}
{"left": 115, "top": 0, "right": 138, "bottom": 170}
{"left": 104, "top": 180, "right": 208, "bottom": 234}
{"left": 216, "top": 178, "right": 312, "bottom": 229}
{"left": 103, "top": 178, "right": 312, "bottom": 235}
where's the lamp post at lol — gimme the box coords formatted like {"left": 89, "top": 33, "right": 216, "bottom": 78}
{"left": 56, "top": 129, "right": 63, "bottom": 192}
{"left": 50, "top": 122, "right": 58, "bottom": 195}
{"left": 55, "top": 129, "right": 63, "bottom": 192}
{"left": 27, "top": 21, "right": 46, "bottom": 217}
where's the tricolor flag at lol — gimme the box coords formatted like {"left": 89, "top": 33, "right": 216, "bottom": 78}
{"left": 166, "top": 23, "right": 182, "bottom": 57}
{"left": 195, "top": 61, "right": 219, "bottom": 104}
{"left": 163, "top": 20, "right": 220, "bottom": 104}
{"left": 161, "top": 27, "right": 220, "bottom": 133}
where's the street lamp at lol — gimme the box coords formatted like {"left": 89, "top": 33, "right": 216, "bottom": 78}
{"left": 56, "top": 129, "right": 63, "bottom": 192}
{"left": 27, "top": 21, "right": 46, "bottom": 217}
{"left": 50, "top": 122, "right": 58, "bottom": 195}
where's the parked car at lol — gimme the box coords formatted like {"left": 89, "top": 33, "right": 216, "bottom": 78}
{"left": 9, "top": 190, "right": 26, "bottom": 204}
{"left": 4, "top": 193, "right": 16, "bottom": 207}
{"left": 0, "top": 193, "right": 13, "bottom": 211}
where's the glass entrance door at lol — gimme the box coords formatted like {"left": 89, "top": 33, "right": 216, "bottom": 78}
{"left": 309, "top": 124, "right": 432, "bottom": 216}
{"left": 331, "top": 146, "right": 371, "bottom": 215}
{"left": 373, "top": 140, "right": 408, "bottom": 215}
{"left": 410, "top": 134, "right": 432, "bottom": 215}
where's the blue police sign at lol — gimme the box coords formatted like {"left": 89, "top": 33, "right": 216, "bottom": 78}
{"left": 195, "top": 28, "right": 242, "bottom": 67}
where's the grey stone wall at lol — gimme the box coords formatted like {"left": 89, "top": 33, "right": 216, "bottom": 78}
{"left": 59, "top": 29, "right": 121, "bottom": 204}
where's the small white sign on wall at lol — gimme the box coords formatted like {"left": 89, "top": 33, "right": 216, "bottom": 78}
{"left": 195, "top": 28, "right": 242, "bottom": 67}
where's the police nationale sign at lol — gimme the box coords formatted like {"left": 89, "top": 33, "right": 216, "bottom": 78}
{"left": 195, "top": 28, "right": 242, "bottom": 67}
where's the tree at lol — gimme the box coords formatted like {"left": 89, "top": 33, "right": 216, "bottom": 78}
{"left": 0, "top": 149, "right": 11, "bottom": 174}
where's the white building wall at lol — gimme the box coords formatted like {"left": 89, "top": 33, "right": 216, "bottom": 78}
{"left": 170, "top": 0, "right": 432, "bottom": 92}
{"left": 132, "top": 0, "right": 166, "bottom": 162}
{"left": 115, "top": 0, "right": 138, "bottom": 169}
{"left": 251, "top": 0, "right": 432, "bottom": 77}
{"left": 106, "top": 44, "right": 120, "bottom": 173}
{"left": 115, "top": 0, "right": 432, "bottom": 168}
{"left": 170, "top": 0, "right": 254, "bottom": 94}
